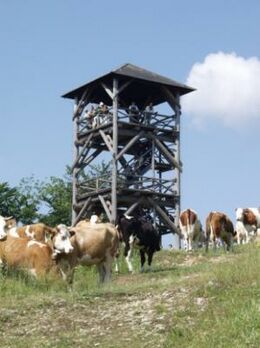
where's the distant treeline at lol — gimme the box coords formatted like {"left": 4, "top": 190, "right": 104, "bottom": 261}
{"left": 0, "top": 162, "right": 111, "bottom": 226}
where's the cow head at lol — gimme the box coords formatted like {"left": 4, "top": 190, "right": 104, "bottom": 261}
{"left": 0, "top": 216, "right": 15, "bottom": 240}
{"left": 51, "top": 224, "right": 74, "bottom": 255}
{"left": 235, "top": 208, "right": 244, "bottom": 222}
{"left": 236, "top": 208, "right": 257, "bottom": 226}
{"left": 90, "top": 214, "right": 100, "bottom": 224}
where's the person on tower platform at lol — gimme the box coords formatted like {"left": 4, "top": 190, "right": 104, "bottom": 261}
{"left": 128, "top": 101, "right": 140, "bottom": 123}
{"left": 144, "top": 102, "right": 155, "bottom": 125}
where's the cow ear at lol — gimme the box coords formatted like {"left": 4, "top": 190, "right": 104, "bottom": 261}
{"left": 49, "top": 227, "right": 58, "bottom": 240}
{"left": 48, "top": 227, "right": 58, "bottom": 236}
{"left": 68, "top": 227, "right": 76, "bottom": 236}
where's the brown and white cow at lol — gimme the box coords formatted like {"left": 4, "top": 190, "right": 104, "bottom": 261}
{"left": 0, "top": 222, "right": 74, "bottom": 278}
{"left": 8, "top": 223, "right": 57, "bottom": 243}
{"left": 56, "top": 221, "right": 119, "bottom": 283}
{"left": 205, "top": 211, "right": 235, "bottom": 251}
{"left": 179, "top": 209, "right": 205, "bottom": 251}
{"left": 0, "top": 236, "right": 57, "bottom": 277}
{"left": 235, "top": 208, "right": 260, "bottom": 244}
{"left": 0, "top": 216, "right": 14, "bottom": 240}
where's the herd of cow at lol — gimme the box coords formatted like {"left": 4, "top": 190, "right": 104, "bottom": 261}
{"left": 0, "top": 214, "right": 160, "bottom": 283}
{"left": 179, "top": 208, "right": 260, "bottom": 251}
{"left": 0, "top": 207, "right": 259, "bottom": 284}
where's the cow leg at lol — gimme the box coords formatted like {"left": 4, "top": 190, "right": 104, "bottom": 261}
{"left": 212, "top": 237, "right": 217, "bottom": 251}
{"left": 225, "top": 235, "right": 233, "bottom": 252}
{"left": 63, "top": 267, "right": 75, "bottom": 284}
{"left": 183, "top": 238, "right": 188, "bottom": 251}
{"left": 140, "top": 249, "right": 146, "bottom": 272}
{"left": 97, "top": 263, "right": 106, "bottom": 283}
{"left": 147, "top": 250, "right": 154, "bottom": 272}
{"left": 205, "top": 234, "right": 210, "bottom": 252}
{"left": 125, "top": 243, "right": 134, "bottom": 273}
{"left": 187, "top": 236, "right": 192, "bottom": 251}
{"left": 102, "top": 254, "right": 113, "bottom": 283}
{"left": 114, "top": 258, "right": 119, "bottom": 273}
{"left": 114, "top": 252, "right": 120, "bottom": 273}
{"left": 245, "top": 230, "right": 249, "bottom": 244}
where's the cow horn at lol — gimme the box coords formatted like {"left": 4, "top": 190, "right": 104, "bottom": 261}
{"left": 4, "top": 216, "right": 13, "bottom": 221}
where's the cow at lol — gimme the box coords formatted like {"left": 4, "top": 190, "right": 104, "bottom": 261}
{"left": 179, "top": 209, "right": 205, "bottom": 251}
{"left": 205, "top": 211, "right": 235, "bottom": 251}
{"left": 116, "top": 214, "right": 161, "bottom": 273}
{"left": 0, "top": 216, "right": 14, "bottom": 240}
{"left": 8, "top": 223, "right": 57, "bottom": 243}
{"left": 0, "top": 223, "right": 74, "bottom": 278}
{"left": 0, "top": 236, "right": 57, "bottom": 277}
{"left": 56, "top": 221, "right": 119, "bottom": 283}
{"left": 75, "top": 214, "right": 101, "bottom": 228}
{"left": 235, "top": 208, "right": 260, "bottom": 244}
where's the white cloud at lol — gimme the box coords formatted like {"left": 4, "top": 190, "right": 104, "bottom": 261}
{"left": 182, "top": 52, "right": 260, "bottom": 129}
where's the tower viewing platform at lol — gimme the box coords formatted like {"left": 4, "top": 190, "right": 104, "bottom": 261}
{"left": 62, "top": 63, "right": 194, "bottom": 236}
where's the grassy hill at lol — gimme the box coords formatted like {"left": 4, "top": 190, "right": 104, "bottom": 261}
{"left": 0, "top": 244, "right": 259, "bottom": 348}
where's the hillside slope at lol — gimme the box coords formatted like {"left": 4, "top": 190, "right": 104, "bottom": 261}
{"left": 0, "top": 244, "right": 259, "bottom": 348}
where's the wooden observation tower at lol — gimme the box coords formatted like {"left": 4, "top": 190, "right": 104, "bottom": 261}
{"left": 62, "top": 64, "right": 194, "bottom": 236}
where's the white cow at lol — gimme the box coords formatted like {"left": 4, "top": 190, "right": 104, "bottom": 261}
{"left": 179, "top": 209, "right": 205, "bottom": 251}
{"left": 235, "top": 208, "right": 260, "bottom": 244}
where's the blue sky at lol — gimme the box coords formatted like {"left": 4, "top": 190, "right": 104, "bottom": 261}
{"left": 1, "top": 1, "right": 260, "bottom": 246}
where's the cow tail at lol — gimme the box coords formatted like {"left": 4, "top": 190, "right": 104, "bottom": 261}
{"left": 210, "top": 223, "right": 214, "bottom": 240}
{"left": 187, "top": 209, "right": 191, "bottom": 236}
{"left": 115, "top": 224, "right": 123, "bottom": 242}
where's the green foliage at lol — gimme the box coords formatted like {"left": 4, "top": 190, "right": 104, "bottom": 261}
{"left": 0, "top": 182, "right": 20, "bottom": 218}
{"left": 17, "top": 176, "right": 40, "bottom": 224}
{"left": 0, "top": 181, "right": 39, "bottom": 223}
{"left": 37, "top": 173, "right": 72, "bottom": 226}
{"left": 0, "top": 161, "right": 112, "bottom": 226}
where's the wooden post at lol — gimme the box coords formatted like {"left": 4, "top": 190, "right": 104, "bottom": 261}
{"left": 174, "top": 93, "right": 182, "bottom": 248}
{"left": 72, "top": 98, "right": 79, "bottom": 225}
{"left": 111, "top": 78, "right": 118, "bottom": 224}
{"left": 162, "top": 86, "right": 182, "bottom": 247}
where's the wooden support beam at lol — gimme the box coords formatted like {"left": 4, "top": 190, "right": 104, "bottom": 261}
{"left": 72, "top": 133, "right": 93, "bottom": 170}
{"left": 161, "top": 86, "right": 180, "bottom": 109}
{"left": 124, "top": 201, "right": 141, "bottom": 216}
{"left": 99, "top": 130, "right": 113, "bottom": 153}
{"left": 73, "top": 88, "right": 91, "bottom": 120}
{"left": 147, "top": 197, "right": 179, "bottom": 235}
{"left": 73, "top": 197, "right": 91, "bottom": 226}
{"left": 80, "top": 149, "right": 101, "bottom": 167}
{"left": 116, "top": 131, "right": 144, "bottom": 160}
{"left": 117, "top": 80, "right": 133, "bottom": 96}
{"left": 111, "top": 78, "right": 118, "bottom": 224}
{"left": 101, "top": 83, "right": 113, "bottom": 100}
{"left": 151, "top": 135, "right": 182, "bottom": 172}
{"left": 101, "top": 80, "right": 133, "bottom": 101}
{"left": 98, "top": 195, "right": 112, "bottom": 222}
{"left": 162, "top": 86, "right": 182, "bottom": 246}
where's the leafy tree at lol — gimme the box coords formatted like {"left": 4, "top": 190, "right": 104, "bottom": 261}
{"left": 1, "top": 162, "right": 112, "bottom": 227}
{"left": 17, "top": 176, "right": 40, "bottom": 224}
{"left": 0, "top": 182, "right": 20, "bottom": 218}
{"left": 37, "top": 168, "right": 72, "bottom": 226}
{"left": 0, "top": 180, "right": 39, "bottom": 224}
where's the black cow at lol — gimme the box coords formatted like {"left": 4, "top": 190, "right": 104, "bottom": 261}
{"left": 116, "top": 214, "right": 161, "bottom": 272}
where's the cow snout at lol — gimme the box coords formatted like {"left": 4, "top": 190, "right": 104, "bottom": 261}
{"left": 0, "top": 232, "right": 7, "bottom": 240}
{"left": 64, "top": 244, "right": 74, "bottom": 254}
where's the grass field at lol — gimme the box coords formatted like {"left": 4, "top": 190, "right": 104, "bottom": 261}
{"left": 0, "top": 244, "right": 259, "bottom": 348}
